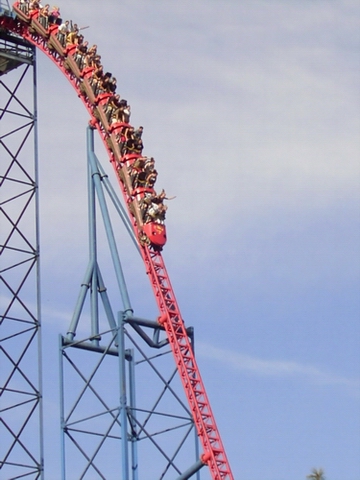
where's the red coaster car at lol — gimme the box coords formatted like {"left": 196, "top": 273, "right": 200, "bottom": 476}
{"left": 142, "top": 222, "right": 167, "bottom": 248}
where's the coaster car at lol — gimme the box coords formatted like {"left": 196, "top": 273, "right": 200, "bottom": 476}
{"left": 142, "top": 222, "right": 167, "bottom": 248}
{"left": 12, "top": 2, "right": 30, "bottom": 23}
{"left": 107, "top": 121, "right": 131, "bottom": 160}
{"left": 79, "top": 66, "right": 96, "bottom": 103}
{"left": 47, "top": 25, "right": 65, "bottom": 55}
{"left": 30, "top": 10, "right": 49, "bottom": 38}
{"left": 63, "top": 44, "right": 82, "bottom": 78}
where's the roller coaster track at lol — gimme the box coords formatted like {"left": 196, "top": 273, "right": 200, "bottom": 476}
{"left": 0, "top": 4, "right": 233, "bottom": 479}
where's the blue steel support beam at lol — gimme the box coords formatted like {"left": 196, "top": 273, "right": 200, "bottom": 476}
{"left": 176, "top": 459, "right": 206, "bottom": 480}
{"left": 128, "top": 348, "right": 139, "bottom": 480}
{"left": 33, "top": 47, "right": 45, "bottom": 480}
{"left": 95, "top": 158, "right": 138, "bottom": 251}
{"left": 67, "top": 260, "right": 94, "bottom": 339}
{"left": 59, "top": 335, "right": 66, "bottom": 480}
{"left": 118, "top": 312, "right": 129, "bottom": 480}
{"left": 88, "top": 153, "right": 100, "bottom": 345}
{"left": 96, "top": 266, "right": 117, "bottom": 332}
{"left": 87, "top": 126, "right": 133, "bottom": 318}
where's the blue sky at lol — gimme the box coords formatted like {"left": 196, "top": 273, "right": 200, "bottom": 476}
{"left": 2, "top": 0, "right": 359, "bottom": 479}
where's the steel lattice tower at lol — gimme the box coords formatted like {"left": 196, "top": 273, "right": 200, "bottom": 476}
{"left": 58, "top": 127, "right": 204, "bottom": 479}
{"left": 0, "top": 16, "right": 44, "bottom": 479}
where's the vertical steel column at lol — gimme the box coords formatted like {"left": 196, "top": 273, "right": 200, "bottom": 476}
{"left": 33, "top": 46, "right": 45, "bottom": 480}
{"left": 87, "top": 126, "right": 133, "bottom": 317}
{"left": 118, "top": 312, "right": 130, "bottom": 480}
{"left": 0, "top": 33, "right": 44, "bottom": 479}
{"left": 128, "top": 348, "right": 139, "bottom": 480}
{"left": 88, "top": 146, "right": 100, "bottom": 345}
{"left": 59, "top": 335, "right": 66, "bottom": 480}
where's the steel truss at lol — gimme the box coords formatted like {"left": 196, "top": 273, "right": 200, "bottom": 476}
{"left": 59, "top": 127, "right": 204, "bottom": 480}
{"left": 0, "top": 32, "right": 44, "bottom": 479}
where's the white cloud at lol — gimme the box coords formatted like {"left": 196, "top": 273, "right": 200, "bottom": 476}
{"left": 196, "top": 342, "right": 360, "bottom": 393}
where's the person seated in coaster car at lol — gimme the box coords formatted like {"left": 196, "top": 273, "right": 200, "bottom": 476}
{"left": 143, "top": 156, "right": 155, "bottom": 172}
{"left": 83, "top": 43, "right": 96, "bottom": 66}
{"left": 19, "top": 0, "right": 29, "bottom": 14}
{"left": 132, "top": 166, "right": 157, "bottom": 190}
{"left": 48, "top": 5, "right": 61, "bottom": 24}
{"left": 128, "top": 156, "right": 145, "bottom": 186}
{"left": 74, "top": 40, "right": 88, "bottom": 69}
{"left": 98, "top": 75, "right": 117, "bottom": 95}
{"left": 104, "top": 93, "right": 121, "bottom": 122}
{"left": 107, "top": 76, "right": 117, "bottom": 93}
{"left": 133, "top": 170, "right": 148, "bottom": 189}
{"left": 66, "top": 21, "right": 79, "bottom": 45}
{"left": 133, "top": 126, "right": 143, "bottom": 141}
{"left": 110, "top": 99, "right": 130, "bottom": 124}
{"left": 142, "top": 189, "right": 168, "bottom": 225}
{"left": 120, "top": 137, "right": 136, "bottom": 156}
{"left": 98, "top": 72, "right": 112, "bottom": 95}
{"left": 28, "top": 0, "right": 40, "bottom": 14}
{"left": 90, "top": 61, "right": 104, "bottom": 96}
{"left": 146, "top": 200, "right": 167, "bottom": 225}
{"left": 122, "top": 103, "right": 131, "bottom": 123}
{"left": 133, "top": 131, "right": 143, "bottom": 153}
{"left": 57, "top": 19, "right": 69, "bottom": 46}
{"left": 38, "top": 3, "right": 49, "bottom": 28}
{"left": 128, "top": 155, "right": 156, "bottom": 189}
{"left": 145, "top": 169, "right": 157, "bottom": 188}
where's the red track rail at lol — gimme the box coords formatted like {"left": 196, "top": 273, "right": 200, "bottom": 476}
{"left": 0, "top": 8, "right": 233, "bottom": 479}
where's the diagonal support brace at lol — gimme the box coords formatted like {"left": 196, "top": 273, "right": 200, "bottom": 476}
{"left": 176, "top": 457, "right": 207, "bottom": 480}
